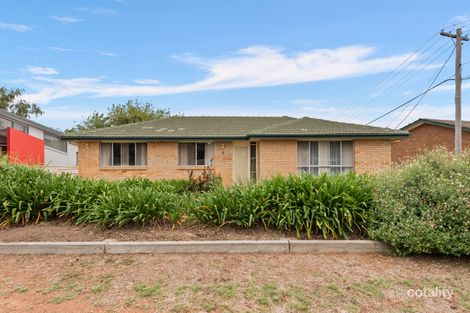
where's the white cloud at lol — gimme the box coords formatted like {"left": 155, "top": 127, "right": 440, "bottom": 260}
{"left": 49, "top": 46, "right": 117, "bottom": 57}
{"left": 51, "top": 15, "right": 84, "bottom": 24}
{"left": 33, "top": 106, "right": 93, "bottom": 121}
{"left": 97, "top": 51, "right": 117, "bottom": 57}
{"left": 134, "top": 79, "right": 161, "bottom": 85}
{"left": 291, "top": 98, "right": 323, "bottom": 106}
{"left": 76, "top": 7, "right": 118, "bottom": 16}
{"left": 20, "top": 45, "right": 421, "bottom": 103}
{"left": 23, "top": 66, "right": 58, "bottom": 75}
{"left": 0, "top": 22, "right": 31, "bottom": 32}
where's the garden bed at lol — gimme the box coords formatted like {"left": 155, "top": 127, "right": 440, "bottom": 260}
{"left": 0, "top": 221, "right": 365, "bottom": 242}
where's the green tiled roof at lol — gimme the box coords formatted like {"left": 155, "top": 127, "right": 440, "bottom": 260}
{"left": 62, "top": 116, "right": 408, "bottom": 140}
{"left": 402, "top": 118, "right": 470, "bottom": 132}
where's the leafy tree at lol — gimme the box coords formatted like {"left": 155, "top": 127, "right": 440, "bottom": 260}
{"left": 66, "top": 99, "right": 171, "bottom": 132}
{"left": 0, "top": 87, "right": 43, "bottom": 118}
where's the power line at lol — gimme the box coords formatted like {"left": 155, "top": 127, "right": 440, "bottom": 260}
{"left": 335, "top": 33, "right": 442, "bottom": 118}
{"left": 393, "top": 46, "right": 456, "bottom": 129}
{"left": 349, "top": 42, "right": 454, "bottom": 120}
{"left": 366, "top": 77, "right": 455, "bottom": 125}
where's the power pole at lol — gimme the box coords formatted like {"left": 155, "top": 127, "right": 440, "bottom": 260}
{"left": 440, "top": 28, "right": 469, "bottom": 155}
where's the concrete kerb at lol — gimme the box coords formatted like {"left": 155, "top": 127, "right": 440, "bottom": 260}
{"left": 0, "top": 240, "right": 390, "bottom": 255}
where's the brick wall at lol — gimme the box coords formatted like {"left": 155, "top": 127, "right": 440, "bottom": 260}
{"left": 77, "top": 141, "right": 233, "bottom": 185}
{"left": 391, "top": 124, "right": 470, "bottom": 163}
{"left": 258, "top": 140, "right": 297, "bottom": 179}
{"left": 354, "top": 139, "right": 392, "bottom": 174}
{"left": 77, "top": 139, "right": 393, "bottom": 184}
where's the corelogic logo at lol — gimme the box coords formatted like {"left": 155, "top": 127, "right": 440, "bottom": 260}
{"left": 407, "top": 287, "right": 453, "bottom": 299}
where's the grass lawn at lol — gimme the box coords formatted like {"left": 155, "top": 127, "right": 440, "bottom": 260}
{"left": 0, "top": 253, "right": 468, "bottom": 312}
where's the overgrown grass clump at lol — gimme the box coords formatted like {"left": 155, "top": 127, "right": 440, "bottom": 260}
{"left": 0, "top": 162, "right": 373, "bottom": 239}
{"left": 194, "top": 174, "right": 372, "bottom": 238}
{"left": 368, "top": 148, "right": 470, "bottom": 256}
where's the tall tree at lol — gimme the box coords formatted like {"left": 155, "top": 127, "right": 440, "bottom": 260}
{"left": 67, "top": 99, "right": 171, "bottom": 132}
{"left": 0, "top": 87, "right": 43, "bottom": 118}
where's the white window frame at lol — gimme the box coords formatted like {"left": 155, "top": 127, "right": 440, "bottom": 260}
{"left": 100, "top": 142, "right": 147, "bottom": 167}
{"left": 297, "top": 141, "right": 354, "bottom": 174}
{"left": 178, "top": 142, "right": 214, "bottom": 166}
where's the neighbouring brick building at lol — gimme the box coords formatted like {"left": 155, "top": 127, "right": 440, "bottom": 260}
{"left": 391, "top": 118, "right": 470, "bottom": 164}
{"left": 63, "top": 116, "right": 408, "bottom": 185}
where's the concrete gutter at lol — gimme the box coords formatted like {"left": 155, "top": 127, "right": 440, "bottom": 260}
{"left": 0, "top": 240, "right": 390, "bottom": 255}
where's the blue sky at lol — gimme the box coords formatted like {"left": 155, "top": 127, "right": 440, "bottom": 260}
{"left": 1, "top": 0, "right": 469, "bottom": 131}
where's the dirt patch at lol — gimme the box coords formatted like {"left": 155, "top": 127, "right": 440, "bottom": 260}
{"left": 0, "top": 221, "right": 364, "bottom": 242}
{"left": 0, "top": 253, "right": 469, "bottom": 312}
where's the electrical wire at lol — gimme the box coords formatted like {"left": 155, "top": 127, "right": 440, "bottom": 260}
{"left": 335, "top": 33, "right": 442, "bottom": 119}
{"left": 393, "top": 46, "right": 456, "bottom": 129}
{"left": 349, "top": 42, "right": 454, "bottom": 120}
{"left": 366, "top": 77, "right": 455, "bottom": 125}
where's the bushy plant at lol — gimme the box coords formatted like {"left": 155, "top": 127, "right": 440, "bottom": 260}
{"left": 193, "top": 173, "right": 373, "bottom": 239}
{"left": 186, "top": 167, "right": 222, "bottom": 192}
{"left": 368, "top": 148, "right": 470, "bottom": 256}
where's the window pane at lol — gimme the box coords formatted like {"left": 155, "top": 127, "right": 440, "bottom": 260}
{"left": 318, "top": 142, "right": 330, "bottom": 167}
{"left": 100, "top": 143, "right": 112, "bottom": 166}
{"left": 13, "top": 122, "right": 28, "bottom": 133}
{"left": 310, "top": 142, "right": 318, "bottom": 165}
{"left": 341, "top": 141, "right": 354, "bottom": 166}
{"left": 128, "top": 143, "right": 136, "bottom": 166}
{"left": 188, "top": 143, "right": 196, "bottom": 165}
{"left": 44, "top": 134, "right": 67, "bottom": 153}
{"left": 178, "top": 143, "right": 188, "bottom": 165}
{"left": 112, "top": 143, "right": 121, "bottom": 166}
{"left": 205, "top": 143, "right": 214, "bottom": 166}
{"left": 0, "top": 118, "right": 12, "bottom": 129}
{"left": 196, "top": 143, "right": 205, "bottom": 165}
{"left": 330, "top": 167, "right": 341, "bottom": 174}
{"left": 121, "top": 143, "right": 129, "bottom": 166}
{"left": 309, "top": 167, "right": 319, "bottom": 175}
{"left": 136, "top": 143, "right": 147, "bottom": 166}
{"left": 250, "top": 142, "right": 257, "bottom": 182}
{"left": 330, "top": 142, "right": 341, "bottom": 165}
{"left": 298, "top": 167, "right": 309, "bottom": 174}
{"left": 297, "top": 142, "right": 309, "bottom": 166}
{"left": 342, "top": 166, "right": 353, "bottom": 173}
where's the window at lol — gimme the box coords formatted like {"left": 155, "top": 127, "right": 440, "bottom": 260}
{"left": 13, "top": 122, "right": 28, "bottom": 134}
{"left": 250, "top": 142, "right": 257, "bottom": 182}
{"left": 179, "top": 143, "right": 214, "bottom": 166}
{"left": 100, "top": 143, "right": 147, "bottom": 167}
{"left": 0, "top": 117, "right": 12, "bottom": 130}
{"left": 44, "top": 134, "right": 67, "bottom": 153}
{"left": 0, "top": 118, "right": 27, "bottom": 133}
{"left": 298, "top": 141, "right": 353, "bottom": 174}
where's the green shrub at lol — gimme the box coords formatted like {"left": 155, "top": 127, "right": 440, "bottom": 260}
{"left": 368, "top": 148, "right": 470, "bottom": 256}
{"left": 75, "top": 186, "right": 193, "bottom": 227}
{"left": 0, "top": 161, "right": 373, "bottom": 239}
{"left": 193, "top": 173, "right": 373, "bottom": 239}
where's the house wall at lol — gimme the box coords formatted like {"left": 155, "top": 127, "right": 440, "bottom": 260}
{"left": 258, "top": 140, "right": 297, "bottom": 179}
{"left": 45, "top": 142, "right": 78, "bottom": 166}
{"left": 354, "top": 139, "right": 392, "bottom": 174}
{"left": 391, "top": 124, "right": 470, "bottom": 163}
{"left": 6, "top": 127, "right": 44, "bottom": 165}
{"left": 78, "top": 141, "right": 233, "bottom": 185}
{"left": 77, "top": 138, "right": 393, "bottom": 184}
{"left": 27, "top": 126, "right": 44, "bottom": 140}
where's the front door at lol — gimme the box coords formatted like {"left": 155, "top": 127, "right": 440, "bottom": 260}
{"left": 232, "top": 143, "right": 249, "bottom": 185}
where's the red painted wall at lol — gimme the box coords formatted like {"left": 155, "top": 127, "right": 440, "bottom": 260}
{"left": 6, "top": 127, "right": 44, "bottom": 165}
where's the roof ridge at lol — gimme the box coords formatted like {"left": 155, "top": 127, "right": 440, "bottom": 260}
{"left": 249, "top": 117, "right": 301, "bottom": 133}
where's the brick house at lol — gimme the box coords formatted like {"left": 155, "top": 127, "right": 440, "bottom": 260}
{"left": 63, "top": 116, "right": 408, "bottom": 185}
{"left": 391, "top": 118, "right": 470, "bottom": 163}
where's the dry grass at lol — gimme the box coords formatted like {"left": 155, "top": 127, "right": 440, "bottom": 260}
{"left": 0, "top": 253, "right": 469, "bottom": 312}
